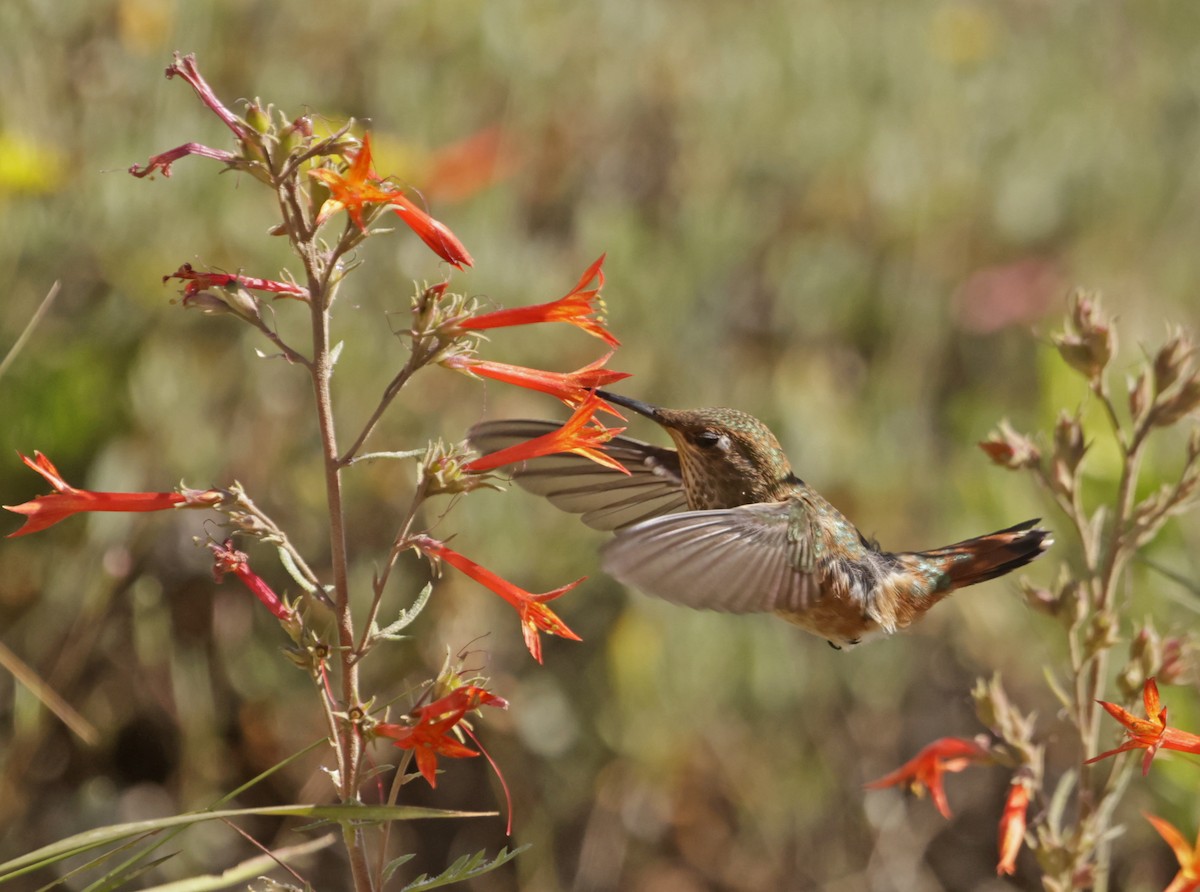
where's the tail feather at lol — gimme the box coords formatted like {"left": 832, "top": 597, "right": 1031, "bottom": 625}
{"left": 906, "top": 518, "right": 1052, "bottom": 589}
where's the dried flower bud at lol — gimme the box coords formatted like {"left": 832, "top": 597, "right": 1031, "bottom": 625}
{"left": 980, "top": 420, "right": 1041, "bottom": 470}
{"left": 1154, "top": 329, "right": 1195, "bottom": 396}
{"left": 1048, "top": 412, "right": 1086, "bottom": 497}
{"left": 972, "top": 674, "right": 1007, "bottom": 735}
{"left": 1054, "top": 290, "right": 1115, "bottom": 380}
{"left": 1053, "top": 412, "right": 1086, "bottom": 471}
{"left": 1058, "top": 578, "right": 1086, "bottom": 627}
{"left": 1118, "top": 622, "right": 1161, "bottom": 699}
{"left": 224, "top": 287, "right": 264, "bottom": 323}
{"left": 1084, "top": 612, "right": 1119, "bottom": 657}
{"left": 1155, "top": 375, "right": 1200, "bottom": 427}
{"left": 180, "top": 290, "right": 233, "bottom": 315}
{"left": 1020, "top": 579, "right": 1058, "bottom": 617}
{"left": 1128, "top": 371, "right": 1153, "bottom": 424}
{"left": 1159, "top": 636, "right": 1192, "bottom": 685}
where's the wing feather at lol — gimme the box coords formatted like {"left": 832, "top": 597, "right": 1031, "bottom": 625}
{"left": 467, "top": 419, "right": 687, "bottom": 530}
{"left": 600, "top": 502, "right": 823, "bottom": 614}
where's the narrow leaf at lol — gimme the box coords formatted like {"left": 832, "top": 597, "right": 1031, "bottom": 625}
{"left": 0, "top": 805, "right": 492, "bottom": 880}
{"left": 382, "top": 853, "right": 417, "bottom": 884}
{"left": 377, "top": 583, "right": 433, "bottom": 640}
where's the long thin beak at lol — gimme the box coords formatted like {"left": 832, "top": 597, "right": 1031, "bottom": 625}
{"left": 595, "top": 390, "right": 663, "bottom": 422}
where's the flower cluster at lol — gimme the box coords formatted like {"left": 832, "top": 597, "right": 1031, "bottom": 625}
{"left": 865, "top": 676, "right": 1200, "bottom": 879}
{"left": 6, "top": 53, "right": 643, "bottom": 876}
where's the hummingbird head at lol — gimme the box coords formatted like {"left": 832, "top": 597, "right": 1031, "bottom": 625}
{"left": 596, "top": 390, "right": 798, "bottom": 509}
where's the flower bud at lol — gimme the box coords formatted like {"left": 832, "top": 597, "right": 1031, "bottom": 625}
{"left": 1084, "top": 611, "right": 1119, "bottom": 657}
{"left": 1058, "top": 578, "right": 1086, "bottom": 628}
{"left": 180, "top": 290, "right": 233, "bottom": 315}
{"left": 1118, "top": 623, "right": 1161, "bottom": 699}
{"left": 1154, "top": 330, "right": 1194, "bottom": 394}
{"left": 279, "top": 116, "right": 313, "bottom": 158}
{"left": 1155, "top": 375, "right": 1200, "bottom": 427}
{"left": 1020, "top": 579, "right": 1058, "bottom": 617}
{"left": 1054, "top": 290, "right": 1115, "bottom": 380}
{"left": 1052, "top": 411, "right": 1087, "bottom": 472}
{"left": 245, "top": 100, "right": 272, "bottom": 135}
{"left": 979, "top": 420, "right": 1041, "bottom": 470}
{"left": 1128, "top": 371, "right": 1153, "bottom": 424}
{"left": 419, "top": 440, "right": 503, "bottom": 496}
{"left": 223, "top": 287, "right": 263, "bottom": 323}
{"left": 1159, "top": 636, "right": 1192, "bottom": 685}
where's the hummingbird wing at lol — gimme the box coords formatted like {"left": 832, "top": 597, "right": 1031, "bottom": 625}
{"left": 600, "top": 501, "right": 824, "bottom": 614}
{"left": 467, "top": 419, "right": 688, "bottom": 530}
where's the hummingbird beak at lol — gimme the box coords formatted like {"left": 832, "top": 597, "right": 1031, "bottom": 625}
{"left": 595, "top": 390, "right": 664, "bottom": 422}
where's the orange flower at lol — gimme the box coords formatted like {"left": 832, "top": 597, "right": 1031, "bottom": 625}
{"left": 864, "top": 737, "right": 989, "bottom": 819}
{"left": 460, "top": 255, "right": 619, "bottom": 347}
{"left": 1145, "top": 813, "right": 1200, "bottom": 892}
{"left": 415, "top": 536, "right": 583, "bottom": 663}
{"left": 996, "top": 782, "right": 1030, "bottom": 876}
{"left": 465, "top": 391, "right": 629, "bottom": 475}
{"left": 442, "top": 352, "right": 630, "bottom": 407}
{"left": 375, "top": 685, "right": 508, "bottom": 787}
{"left": 4, "top": 452, "right": 222, "bottom": 537}
{"left": 1087, "top": 677, "right": 1200, "bottom": 775}
{"left": 309, "top": 133, "right": 473, "bottom": 268}
{"left": 209, "top": 538, "right": 294, "bottom": 622}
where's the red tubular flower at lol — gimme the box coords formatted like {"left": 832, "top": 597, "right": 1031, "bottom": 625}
{"left": 996, "top": 782, "right": 1030, "bottom": 876}
{"left": 375, "top": 684, "right": 508, "bottom": 787}
{"left": 129, "top": 142, "right": 239, "bottom": 178}
{"left": 1087, "top": 677, "right": 1200, "bottom": 775}
{"left": 164, "top": 263, "right": 308, "bottom": 300}
{"left": 415, "top": 536, "right": 583, "bottom": 663}
{"left": 460, "top": 255, "right": 619, "bottom": 347}
{"left": 4, "top": 452, "right": 222, "bottom": 537}
{"left": 864, "top": 737, "right": 989, "bottom": 819}
{"left": 1145, "top": 813, "right": 1200, "bottom": 892}
{"left": 387, "top": 191, "right": 475, "bottom": 270}
{"left": 466, "top": 391, "right": 630, "bottom": 475}
{"left": 165, "top": 52, "right": 253, "bottom": 141}
{"left": 209, "top": 538, "right": 294, "bottom": 622}
{"left": 309, "top": 133, "right": 473, "bottom": 268}
{"left": 129, "top": 53, "right": 251, "bottom": 178}
{"left": 443, "top": 352, "right": 630, "bottom": 408}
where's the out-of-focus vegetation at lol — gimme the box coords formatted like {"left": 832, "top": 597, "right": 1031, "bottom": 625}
{"left": 1, "top": 1, "right": 1199, "bottom": 889}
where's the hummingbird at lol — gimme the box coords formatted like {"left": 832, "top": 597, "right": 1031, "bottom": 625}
{"left": 468, "top": 390, "right": 1051, "bottom": 648}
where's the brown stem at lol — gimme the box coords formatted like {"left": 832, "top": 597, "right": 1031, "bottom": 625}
{"left": 1076, "top": 384, "right": 1148, "bottom": 892}
{"left": 339, "top": 340, "right": 436, "bottom": 467}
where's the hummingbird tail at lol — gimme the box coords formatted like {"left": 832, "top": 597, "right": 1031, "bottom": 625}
{"left": 914, "top": 519, "right": 1052, "bottom": 589}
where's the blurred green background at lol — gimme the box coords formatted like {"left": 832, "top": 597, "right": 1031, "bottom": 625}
{"left": 2, "top": 0, "right": 1200, "bottom": 889}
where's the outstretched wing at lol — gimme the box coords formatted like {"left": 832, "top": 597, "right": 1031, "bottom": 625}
{"left": 467, "top": 419, "right": 688, "bottom": 530}
{"left": 600, "top": 500, "right": 823, "bottom": 613}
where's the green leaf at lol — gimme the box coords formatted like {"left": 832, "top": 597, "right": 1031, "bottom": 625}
{"left": 1045, "top": 769, "right": 1076, "bottom": 836}
{"left": 376, "top": 583, "right": 433, "bottom": 640}
{"left": 382, "top": 853, "right": 416, "bottom": 884}
{"left": 352, "top": 449, "right": 426, "bottom": 463}
{"left": 134, "top": 834, "right": 334, "bottom": 891}
{"left": 0, "top": 804, "right": 493, "bottom": 882}
{"left": 400, "top": 845, "right": 528, "bottom": 891}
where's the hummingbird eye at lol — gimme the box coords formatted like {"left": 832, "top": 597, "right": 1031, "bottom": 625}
{"left": 693, "top": 430, "right": 731, "bottom": 451}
